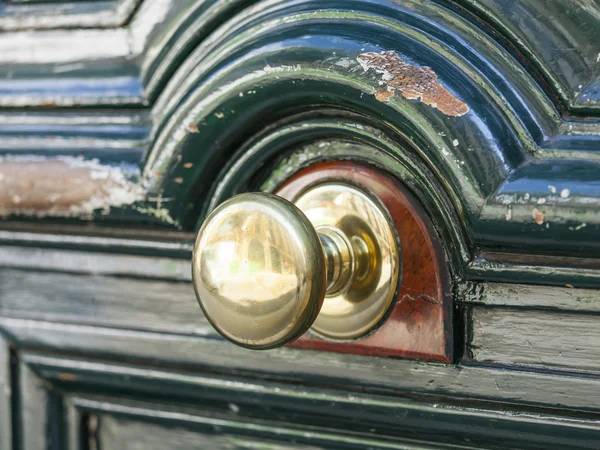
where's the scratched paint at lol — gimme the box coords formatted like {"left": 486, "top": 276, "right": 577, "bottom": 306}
{"left": 357, "top": 51, "right": 469, "bottom": 117}
{"left": 0, "top": 156, "right": 143, "bottom": 217}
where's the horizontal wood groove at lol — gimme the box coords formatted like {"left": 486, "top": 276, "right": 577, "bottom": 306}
{"left": 57, "top": 382, "right": 600, "bottom": 449}
{"left": 3, "top": 317, "right": 600, "bottom": 414}
{"left": 4, "top": 241, "right": 600, "bottom": 290}
{"left": 460, "top": 282, "right": 600, "bottom": 313}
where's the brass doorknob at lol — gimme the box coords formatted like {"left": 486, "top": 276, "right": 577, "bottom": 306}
{"left": 192, "top": 183, "right": 399, "bottom": 350}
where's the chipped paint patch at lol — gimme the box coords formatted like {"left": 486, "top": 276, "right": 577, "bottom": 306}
{"left": 532, "top": 208, "right": 544, "bottom": 225}
{"left": 357, "top": 51, "right": 469, "bottom": 117}
{"left": 375, "top": 90, "right": 395, "bottom": 102}
{"left": 133, "top": 204, "right": 176, "bottom": 225}
{"left": 0, "top": 155, "right": 142, "bottom": 217}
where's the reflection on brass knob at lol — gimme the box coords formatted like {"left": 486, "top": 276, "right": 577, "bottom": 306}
{"left": 192, "top": 183, "right": 399, "bottom": 350}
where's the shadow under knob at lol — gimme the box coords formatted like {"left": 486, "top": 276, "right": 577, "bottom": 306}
{"left": 192, "top": 192, "right": 327, "bottom": 350}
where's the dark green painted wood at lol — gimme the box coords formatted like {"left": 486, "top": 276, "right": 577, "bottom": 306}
{"left": 2, "top": 1, "right": 600, "bottom": 449}
{"left": 0, "top": 0, "right": 598, "bottom": 270}
{"left": 1, "top": 317, "right": 599, "bottom": 413}
{"left": 19, "top": 353, "right": 600, "bottom": 449}
{"left": 86, "top": 401, "right": 465, "bottom": 449}
{"left": 446, "top": 0, "right": 600, "bottom": 113}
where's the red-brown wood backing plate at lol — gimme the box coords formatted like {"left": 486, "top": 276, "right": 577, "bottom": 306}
{"left": 275, "top": 162, "right": 453, "bottom": 363}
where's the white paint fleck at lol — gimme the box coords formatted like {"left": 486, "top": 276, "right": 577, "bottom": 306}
{"left": 524, "top": 193, "right": 530, "bottom": 200}
{"left": 238, "top": 92, "right": 244, "bottom": 97}
{"left": 547, "top": 185, "right": 556, "bottom": 194}
{"left": 560, "top": 189, "right": 570, "bottom": 198}
{"left": 537, "top": 198, "right": 547, "bottom": 204}
{"left": 48, "top": 193, "right": 61, "bottom": 203}
{"left": 90, "top": 170, "right": 109, "bottom": 180}
{"left": 335, "top": 58, "right": 353, "bottom": 68}
{"left": 12, "top": 195, "right": 21, "bottom": 204}
{"left": 441, "top": 148, "right": 450, "bottom": 156}
{"left": 575, "top": 223, "right": 587, "bottom": 231}
{"left": 505, "top": 206, "right": 512, "bottom": 221}
{"left": 597, "top": 53, "right": 600, "bottom": 63}
{"left": 228, "top": 403, "right": 240, "bottom": 414}
{"left": 452, "top": 139, "right": 459, "bottom": 147}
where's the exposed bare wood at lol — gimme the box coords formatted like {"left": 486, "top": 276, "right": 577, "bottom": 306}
{"left": 357, "top": 51, "right": 469, "bottom": 117}
{"left": 0, "top": 156, "right": 143, "bottom": 217}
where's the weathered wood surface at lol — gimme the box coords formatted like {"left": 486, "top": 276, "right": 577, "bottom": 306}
{"left": 1, "top": 318, "right": 599, "bottom": 414}
{"left": 0, "top": 247, "right": 191, "bottom": 280}
{"left": 0, "top": 0, "right": 141, "bottom": 31}
{"left": 0, "top": 337, "right": 11, "bottom": 450}
{"left": 17, "top": 352, "right": 600, "bottom": 449}
{"left": 0, "top": 269, "right": 203, "bottom": 335}
{"left": 461, "top": 282, "right": 600, "bottom": 312}
{"left": 467, "top": 306, "right": 600, "bottom": 374}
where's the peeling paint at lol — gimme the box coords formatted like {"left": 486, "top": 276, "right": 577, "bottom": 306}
{"left": 0, "top": 155, "right": 142, "bottom": 217}
{"left": 133, "top": 204, "right": 176, "bottom": 225}
{"left": 375, "top": 90, "right": 394, "bottom": 101}
{"left": 187, "top": 124, "right": 199, "bottom": 133}
{"left": 357, "top": 51, "right": 469, "bottom": 117}
{"left": 532, "top": 208, "right": 544, "bottom": 225}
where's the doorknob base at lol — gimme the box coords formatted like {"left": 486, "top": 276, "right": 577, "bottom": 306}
{"left": 293, "top": 183, "right": 400, "bottom": 340}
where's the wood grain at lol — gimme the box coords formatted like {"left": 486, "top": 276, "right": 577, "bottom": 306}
{"left": 0, "top": 269, "right": 206, "bottom": 335}
{"left": 467, "top": 306, "right": 600, "bottom": 373}
{"left": 461, "top": 282, "right": 600, "bottom": 312}
{"left": 275, "top": 162, "right": 452, "bottom": 362}
{"left": 0, "top": 337, "right": 11, "bottom": 450}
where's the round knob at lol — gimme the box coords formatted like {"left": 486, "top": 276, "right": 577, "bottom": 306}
{"left": 192, "top": 193, "right": 327, "bottom": 349}
{"left": 192, "top": 184, "right": 400, "bottom": 350}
